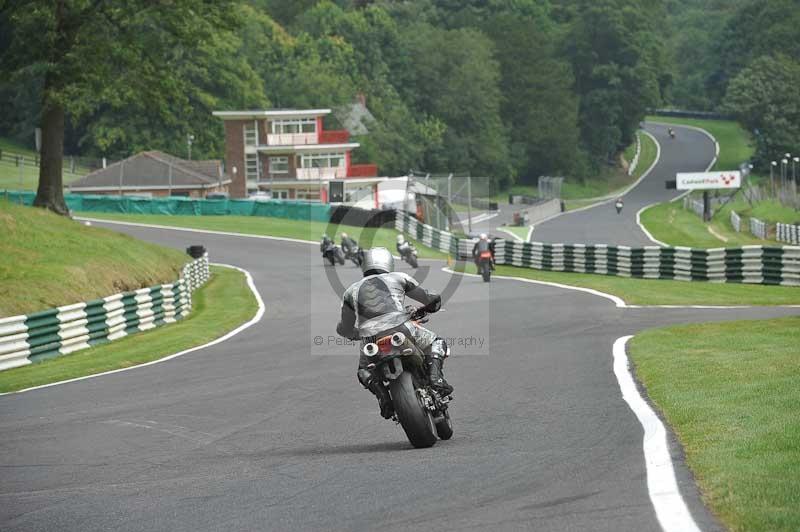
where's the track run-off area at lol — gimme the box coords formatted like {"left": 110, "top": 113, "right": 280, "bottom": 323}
{"left": 1, "top": 122, "right": 797, "bottom": 532}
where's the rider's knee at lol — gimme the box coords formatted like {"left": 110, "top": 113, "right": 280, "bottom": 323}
{"left": 430, "top": 337, "right": 449, "bottom": 359}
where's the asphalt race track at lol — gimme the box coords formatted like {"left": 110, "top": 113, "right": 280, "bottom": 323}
{"left": 1, "top": 124, "right": 796, "bottom": 532}
{"left": 532, "top": 122, "right": 717, "bottom": 246}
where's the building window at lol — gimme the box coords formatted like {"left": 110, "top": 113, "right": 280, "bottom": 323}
{"left": 296, "top": 188, "right": 320, "bottom": 200}
{"left": 269, "top": 156, "right": 288, "bottom": 174}
{"left": 301, "top": 152, "right": 345, "bottom": 169}
{"left": 244, "top": 121, "right": 258, "bottom": 147}
{"left": 245, "top": 153, "right": 259, "bottom": 180}
{"left": 271, "top": 118, "right": 316, "bottom": 135}
{"left": 272, "top": 190, "right": 289, "bottom": 199}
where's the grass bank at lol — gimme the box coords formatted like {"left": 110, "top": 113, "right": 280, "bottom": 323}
{"left": 629, "top": 317, "right": 800, "bottom": 532}
{"left": 0, "top": 138, "right": 87, "bottom": 191}
{"left": 639, "top": 201, "right": 769, "bottom": 248}
{"left": 0, "top": 201, "right": 187, "bottom": 317}
{"left": 75, "top": 211, "right": 448, "bottom": 259}
{"left": 0, "top": 265, "right": 257, "bottom": 393}
{"left": 646, "top": 116, "right": 754, "bottom": 171}
{"left": 492, "top": 264, "right": 800, "bottom": 306}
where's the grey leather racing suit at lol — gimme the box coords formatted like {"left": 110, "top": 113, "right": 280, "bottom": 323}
{"left": 336, "top": 271, "right": 445, "bottom": 370}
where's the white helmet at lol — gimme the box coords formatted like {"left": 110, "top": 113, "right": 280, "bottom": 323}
{"left": 362, "top": 247, "right": 394, "bottom": 276}
{"left": 480, "top": 233, "right": 488, "bottom": 240}
{"left": 396, "top": 234, "right": 405, "bottom": 244}
{"left": 341, "top": 232, "right": 349, "bottom": 239}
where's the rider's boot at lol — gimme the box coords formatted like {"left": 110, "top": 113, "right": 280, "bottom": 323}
{"left": 358, "top": 369, "right": 394, "bottom": 419}
{"left": 426, "top": 339, "right": 454, "bottom": 396}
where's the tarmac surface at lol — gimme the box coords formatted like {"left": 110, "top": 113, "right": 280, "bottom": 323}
{"left": 1, "top": 122, "right": 795, "bottom": 532}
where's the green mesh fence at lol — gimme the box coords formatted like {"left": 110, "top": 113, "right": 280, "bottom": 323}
{"left": 1, "top": 190, "right": 331, "bottom": 222}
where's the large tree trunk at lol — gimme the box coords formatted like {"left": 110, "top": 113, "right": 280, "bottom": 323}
{"left": 33, "top": 93, "right": 68, "bottom": 215}
{"left": 33, "top": 0, "right": 69, "bottom": 216}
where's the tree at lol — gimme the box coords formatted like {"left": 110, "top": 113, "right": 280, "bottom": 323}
{"left": 0, "top": 1, "right": 251, "bottom": 214}
{"left": 724, "top": 54, "right": 800, "bottom": 167}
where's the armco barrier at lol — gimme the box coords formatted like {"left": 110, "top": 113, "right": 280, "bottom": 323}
{"left": 0, "top": 254, "right": 210, "bottom": 372}
{"left": 730, "top": 210, "right": 741, "bottom": 232}
{"left": 1, "top": 190, "right": 331, "bottom": 222}
{"left": 750, "top": 217, "right": 768, "bottom": 240}
{"left": 394, "top": 211, "right": 800, "bottom": 286}
{"left": 777, "top": 223, "right": 800, "bottom": 245}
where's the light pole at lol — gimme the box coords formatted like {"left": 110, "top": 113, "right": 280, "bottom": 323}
{"left": 187, "top": 134, "right": 195, "bottom": 160}
{"left": 770, "top": 161, "right": 777, "bottom": 197}
{"left": 793, "top": 156, "right": 799, "bottom": 183}
{"left": 782, "top": 158, "right": 789, "bottom": 193}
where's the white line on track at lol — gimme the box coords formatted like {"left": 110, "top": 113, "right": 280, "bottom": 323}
{"left": 0, "top": 263, "right": 266, "bottom": 396}
{"left": 636, "top": 203, "right": 668, "bottom": 247}
{"left": 612, "top": 336, "right": 702, "bottom": 532}
{"left": 442, "top": 266, "right": 627, "bottom": 307}
{"left": 496, "top": 227, "right": 524, "bottom": 242}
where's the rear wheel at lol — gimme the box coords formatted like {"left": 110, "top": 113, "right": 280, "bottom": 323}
{"left": 434, "top": 409, "right": 453, "bottom": 440}
{"left": 482, "top": 262, "right": 491, "bottom": 282}
{"left": 390, "top": 372, "right": 437, "bottom": 448}
{"left": 407, "top": 254, "right": 419, "bottom": 268}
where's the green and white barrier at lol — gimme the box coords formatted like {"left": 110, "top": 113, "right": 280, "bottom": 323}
{"left": 777, "top": 223, "right": 800, "bottom": 246}
{"left": 395, "top": 211, "right": 800, "bottom": 286}
{"left": 0, "top": 254, "right": 210, "bottom": 372}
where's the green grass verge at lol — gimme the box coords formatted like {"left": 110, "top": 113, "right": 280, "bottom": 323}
{"left": 646, "top": 116, "right": 754, "bottom": 171}
{"left": 629, "top": 317, "right": 800, "bottom": 532}
{"left": 1, "top": 201, "right": 187, "bottom": 317}
{"left": 0, "top": 266, "right": 257, "bottom": 393}
{"left": 493, "top": 264, "right": 800, "bottom": 306}
{"left": 498, "top": 225, "right": 530, "bottom": 240}
{"left": 75, "top": 211, "right": 449, "bottom": 260}
{"left": 640, "top": 201, "right": 769, "bottom": 248}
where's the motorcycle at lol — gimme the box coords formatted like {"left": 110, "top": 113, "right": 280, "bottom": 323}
{"left": 477, "top": 250, "right": 493, "bottom": 282}
{"left": 615, "top": 200, "right": 624, "bottom": 215}
{"left": 398, "top": 242, "right": 419, "bottom": 268}
{"left": 343, "top": 246, "right": 364, "bottom": 267}
{"left": 668, "top": 128, "right": 676, "bottom": 139}
{"left": 322, "top": 242, "right": 345, "bottom": 266}
{"left": 361, "top": 306, "right": 453, "bottom": 448}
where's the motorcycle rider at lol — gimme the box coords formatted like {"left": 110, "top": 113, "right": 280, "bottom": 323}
{"left": 340, "top": 232, "right": 358, "bottom": 255}
{"left": 668, "top": 127, "right": 676, "bottom": 139}
{"left": 320, "top": 234, "right": 334, "bottom": 253}
{"left": 336, "top": 247, "right": 452, "bottom": 419}
{"left": 396, "top": 234, "right": 410, "bottom": 256}
{"left": 472, "top": 233, "right": 495, "bottom": 271}
{"left": 615, "top": 197, "right": 624, "bottom": 215}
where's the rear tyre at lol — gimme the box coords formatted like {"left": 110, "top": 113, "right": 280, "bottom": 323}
{"left": 434, "top": 409, "right": 453, "bottom": 440}
{"left": 390, "top": 372, "right": 437, "bottom": 448}
{"left": 482, "top": 263, "right": 491, "bottom": 282}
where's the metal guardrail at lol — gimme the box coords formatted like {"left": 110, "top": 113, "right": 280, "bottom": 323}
{"left": 0, "top": 255, "right": 210, "bottom": 372}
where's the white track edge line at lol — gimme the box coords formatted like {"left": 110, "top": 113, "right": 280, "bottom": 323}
{"left": 0, "top": 263, "right": 266, "bottom": 396}
{"left": 77, "top": 217, "right": 318, "bottom": 245}
{"left": 525, "top": 225, "right": 534, "bottom": 242}
{"left": 612, "top": 336, "right": 703, "bottom": 532}
{"left": 636, "top": 204, "right": 669, "bottom": 247}
{"left": 497, "top": 227, "right": 524, "bottom": 242}
{"left": 442, "top": 266, "right": 627, "bottom": 308}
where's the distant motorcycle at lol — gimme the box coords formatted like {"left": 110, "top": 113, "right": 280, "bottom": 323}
{"left": 615, "top": 199, "right": 624, "bottom": 215}
{"left": 668, "top": 127, "right": 676, "bottom": 139}
{"left": 344, "top": 246, "right": 364, "bottom": 267}
{"left": 360, "top": 306, "right": 453, "bottom": 448}
{"left": 398, "top": 242, "right": 419, "bottom": 268}
{"left": 322, "top": 240, "right": 345, "bottom": 266}
{"left": 477, "top": 250, "right": 493, "bottom": 282}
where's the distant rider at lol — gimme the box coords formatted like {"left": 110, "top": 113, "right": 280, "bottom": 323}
{"left": 336, "top": 248, "right": 452, "bottom": 419}
{"left": 340, "top": 232, "right": 358, "bottom": 255}
{"left": 396, "top": 234, "right": 411, "bottom": 256}
{"left": 320, "top": 234, "right": 334, "bottom": 253}
{"left": 472, "top": 233, "right": 495, "bottom": 271}
{"left": 615, "top": 198, "right": 624, "bottom": 215}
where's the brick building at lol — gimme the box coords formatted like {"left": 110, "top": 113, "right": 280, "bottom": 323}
{"left": 212, "top": 109, "right": 378, "bottom": 201}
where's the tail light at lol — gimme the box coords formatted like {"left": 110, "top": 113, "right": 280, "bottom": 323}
{"left": 377, "top": 336, "right": 393, "bottom": 353}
